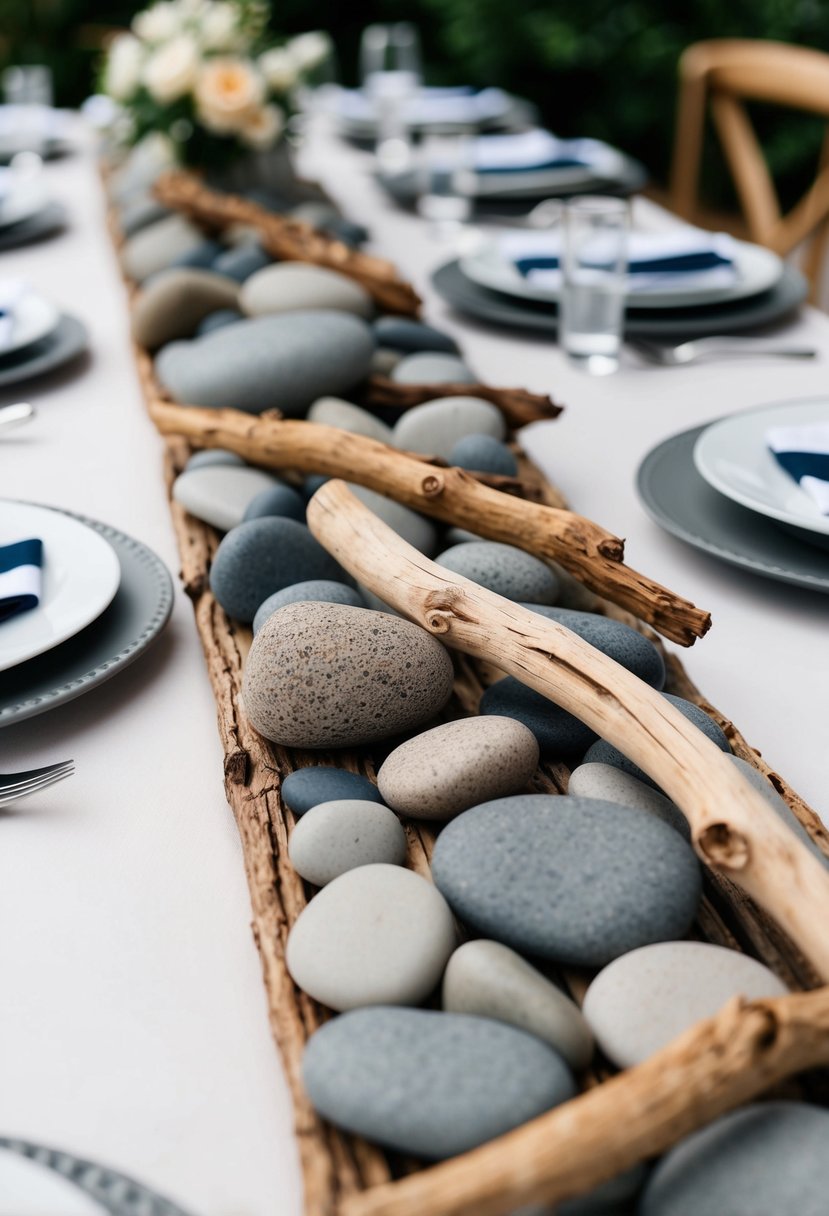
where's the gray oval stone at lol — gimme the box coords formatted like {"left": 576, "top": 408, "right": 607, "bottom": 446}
{"left": 438, "top": 542, "right": 559, "bottom": 603}
{"left": 374, "top": 316, "right": 459, "bottom": 354}
{"left": 172, "top": 464, "right": 279, "bottom": 532}
{"left": 480, "top": 676, "right": 596, "bottom": 758}
{"left": 449, "top": 434, "right": 519, "bottom": 477}
{"left": 242, "top": 483, "right": 306, "bottom": 524}
{"left": 393, "top": 396, "right": 506, "bottom": 459}
{"left": 377, "top": 716, "right": 539, "bottom": 821}
{"left": 212, "top": 241, "right": 271, "bottom": 282}
{"left": 583, "top": 941, "right": 787, "bottom": 1069}
{"left": 155, "top": 312, "right": 375, "bottom": 417}
{"left": 253, "top": 580, "right": 365, "bottom": 634}
{"left": 210, "top": 517, "right": 345, "bottom": 622}
{"left": 185, "top": 448, "right": 246, "bottom": 470}
{"left": 443, "top": 940, "right": 593, "bottom": 1069}
{"left": 132, "top": 268, "right": 240, "bottom": 349}
{"left": 391, "top": 352, "right": 474, "bottom": 384}
{"left": 349, "top": 484, "right": 437, "bottom": 555}
{"left": 286, "top": 863, "right": 456, "bottom": 1009}
{"left": 170, "top": 238, "right": 225, "bottom": 271}
{"left": 288, "top": 799, "right": 407, "bottom": 886}
{"left": 196, "top": 308, "right": 244, "bottom": 337}
{"left": 302, "top": 1006, "right": 575, "bottom": 1159}
{"left": 121, "top": 214, "right": 205, "bottom": 283}
{"left": 118, "top": 194, "right": 170, "bottom": 237}
{"left": 282, "top": 766, "right": 383, "bottom": 816}
{"left": 522, "top": 604, "right": 666, "bottom": 689}
{"left": 568, "top": 762, "right": 689, "bottom": 838}
{"left": 431, "top": 795, "right": 701, "bottom": 967}
{"left": 243, "top": 602, "right": 455, "bottom": 748}
{"left": 240, "top": 262, "right": 374, "bottom": 318}
{"left": 307, "top": 397, "right": 394, "bottom": 443}
{"left": 640, "top": 1102, "right": 829, "bottom": 1216}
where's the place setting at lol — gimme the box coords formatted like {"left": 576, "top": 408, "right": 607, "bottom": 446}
{"left": 0, "top": 276, "right": 89, "bottom": 387}
{"left": 0, "top": 153, "right": 68, "bottom": 251}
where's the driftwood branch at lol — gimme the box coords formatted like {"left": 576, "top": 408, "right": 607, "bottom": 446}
{"left": 363, "top": 376, "right": 563, "bottom": 428}
{"left": 152, "top": 169, "right": 422, "bottom": 316}
{"left": 340, "top": 989, "right": 829, "bottom": 1216}
{"left": 306, "top": 480, "right": 829, "bottom": 978}
{"left": 150, "top": 399, "right": 711, "bottom": 646}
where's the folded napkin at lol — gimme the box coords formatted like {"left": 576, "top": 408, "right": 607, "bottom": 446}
{"left": 333, "top": 85, "right": 512, "bottom": 127}
{"left": 767, "top": 422, "right": 829, "bottom": 514}
{"left": 473, "top": 128, "right": 615, "bottom": 175}
{"left": 499, "top": 229, "right": 738, "bottom": 293}
{"left": 0, "top": 279, "right": 27, "bottom": 352}
{"left": 0, "top": 538, "right": 43, "bottom": 623}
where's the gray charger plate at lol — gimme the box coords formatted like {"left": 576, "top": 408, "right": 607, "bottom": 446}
{"left": 636, "top": 424, "right": 829, "bottom": 593}
{"left": 0, "top": 506, "right": 174, "bottom": 726}
{"left": 0, "top": 201, "right": 67, "bottom": 250}
{"left": 432, "top": 259, "right": 808, "bottom": 338}
{"left": 0, "top": 313, "right": 88, "bottom": 387}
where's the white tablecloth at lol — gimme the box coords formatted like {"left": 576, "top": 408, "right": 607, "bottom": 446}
{"left": 0, "top": 120, "right": 827, "bottom": 1214}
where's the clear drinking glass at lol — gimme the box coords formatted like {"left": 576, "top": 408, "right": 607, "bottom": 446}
{"left": 560, "top": 196, "right": 629, "bottom": 376}
{"left": 416, "top": 133, "right": 476, "bottom": 238}
{"left": 2, "top": 65, "right": 53, "bottom": 156}
{"left": 360, "top": 23, "right": 421, "bottom": 174}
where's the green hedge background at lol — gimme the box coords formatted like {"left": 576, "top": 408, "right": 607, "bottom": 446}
{"left": 1, "top": 0, "right": 827, "bottom": 207}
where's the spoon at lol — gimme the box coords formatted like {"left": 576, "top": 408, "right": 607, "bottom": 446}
{"left": 0, "top": 402, "right": 34, "bottom": 429}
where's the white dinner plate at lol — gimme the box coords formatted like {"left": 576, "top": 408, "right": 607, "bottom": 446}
{"left": 693, "top": 398, "right": 829, "bottom": 539}
{"left": 0, "top": 501, "right": 121, "bottom": 672}
{"left": 0, "top": 290, "right": 60, "bottom": 356}
{"left": 460, "top": 234, "right": 784, "bottom": 311}
{"left": 0, "top": 1148, "right": 105, "bottom": 1213}
{"left": 0, "top": 172, "right": 50, "bottom": 229}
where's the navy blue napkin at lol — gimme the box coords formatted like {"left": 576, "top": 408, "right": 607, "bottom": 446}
{"left": 0, "top": 538, "right": 43, "bottom": 623}
{"left": 767, "top": 423, "right": 829, "bottom": 514}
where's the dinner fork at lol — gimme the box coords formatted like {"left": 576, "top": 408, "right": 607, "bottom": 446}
{"left": 628, "top": 336, "right": 818, "bottom": 366}
{"left": 0, "top": 759, "right": 74, "bottom": 805}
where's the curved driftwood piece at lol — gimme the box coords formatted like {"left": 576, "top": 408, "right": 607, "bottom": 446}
{"left": 150, "top": 400, "right": 711, "bottom": 646}
{"left": 363, "top": 376, "right": 563, "bottom": 428}
{"left": 306, "top": 479, "right": 829, "bottom": 978}
{"left": 152, "top": 169, "right": 422, "bottom": 316}
{"left": 339, "top": 989, "right": 829, "bottom": 1216}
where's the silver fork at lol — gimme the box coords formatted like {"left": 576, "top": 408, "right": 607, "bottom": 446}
{"left": 629, "top": 336, "right": 818, "bottom": 366}
{"left": 0, "top": 759, "right": 74, "bottom": 805}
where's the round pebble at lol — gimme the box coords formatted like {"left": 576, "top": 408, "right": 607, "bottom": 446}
{"left": 583, "top": 941, "right": 787, "bottom": 1069}
{"left": 196, "top": 308, "right": 244, "bottom": 337}
{"left": 211, "top": 241, "right": 271, "bottom": 282}
{"left": 307, "top": 397, "right": 394, "bottom": 444}
{"left": 431, "top": 795, "right": 701, "bottom": 967}
{"left": 393, "top": 396, "right": 506, "bottom": 459}
{"left": 132, "top": 268, "right": 240, "bottom": 350}
{"left": 523, "top": 604, "right": 666, "bottom": 689}
{"left": 377, "top": 716, "right": 539, "bottom": 821}
{"left": 242, "top": 483, "right": 306, "bottom": 524}
{"left": 253, "top": 580, "right": 365, "bottom": 634}
{"left": 480, "top": 677, "right": 596, "bottom": 758}
{"left": 302, "top": 1006, "right": 576, "bottom": 1159}
{"left": 172, "top": 464, "right": 279, "bottom": 532}
{"left": 286, "top": 863, "right": 457, "bottom": 1010}
{"left": 348, "top": 484, "right": 437, "bottom": 555}
{"left": 121, "top": 214, "right": 204, "bottom": 283}
{"left": 210, "top": 517, "right": 345, "bottom": 622}
{"left": 640, "top": 1102, "right": 829, "bottom": 1216}
{"left": 288, "top": 799, "right": 407, "bottom": 886}
{"left": 185, "top": 448, "right": 246, "bottom": 470}
{"left": 240, "top": 262, "right": 374, "bottom": 319}
{"left": 243, "top": 602, "right": 455, "bottom": 747}
{"left": 282, "top": 766, "right": 383, "bottom": 817}
{"left": 374, "top": 316, "right": 459, "bottom": 354}
{"left": 449, "top": 434, "right": 519, "bottom": 477}
{"left": 391, "top": 352, "right": 474, "bottom": 385}
{"left": 437, "top": 542, "right": 559, "bottom": 603}
{"left": 568, "top": 762, "right": 689, "bottom": 838}
{"left": 443, "top": 939, "right": 593, "bottom": 1069}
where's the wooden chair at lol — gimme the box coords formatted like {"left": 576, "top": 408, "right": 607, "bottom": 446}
{"left": 669, "top": 39, "right": 829, "bottom": 300}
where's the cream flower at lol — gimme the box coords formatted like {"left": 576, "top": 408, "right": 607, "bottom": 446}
{"left": 195, "top": 56, "right": 266, "bottom": 134}
{"left": 258, "top": 47, "right": 298, "bottom": 93}
{"left": 132, "top": 2, "right": 181, "bottom": 44}
{"left": 143, "top": 34, "right": 200, "bottom": 104}
{"left": 240, "top": 103, "right": 285, "bottom": 149}
{"left": 105, "top": 33, "right": 145, "bottom": 102}
{"left": 287, "top": 31, "right": 332, "bottom": 72}
{"left": 200, "top": 2, "right": 244, "bottom": 52}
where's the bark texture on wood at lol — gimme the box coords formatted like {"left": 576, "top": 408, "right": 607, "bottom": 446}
{"left": 363, "top": 375, "right": 563, "bottom": 428}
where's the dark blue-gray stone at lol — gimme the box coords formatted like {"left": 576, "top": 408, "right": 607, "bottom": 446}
{"left": 119, "top": 196, "right": 170, "bottom": 237}
{"left": 302, "top": 1007, "right": 575, "bottom": 1159}
{"left": 324, "top": 216, "right": 368, "bottom": 247}
{"left": 431, "top": 795, "right": 701, "bottom": 967}
{"left": 185, "top": 448, "right": 246, "bottom": 470}
{"left": 559, "top": 1163, "right": 647, "bottom": 1214}
{"left": 480, "top": 677, "right": 596, "bottom": 758}
{"left": 209, "top": 517, "right": 345, "bottom": 622}
{"left": 212, "top": 241, "right": 272, "bottom": 282}
{"left": 196, "top": 308, "right": 244, "bottom": 337}
{"left": 437, "top": 542, "right": 559, "bottom": 604}
{"left": 155, "top": 311, "right": 375, "bottom": 416}
{"left": 449, "top": 434, "right": 518, "bottom": 477}
{"left": 253, "top": 580, "right": 365, "bottom": 634}
{"left": 583, "top": 694, "right": 730, "bottom": 790}
{"left": 169, "top": 238, "right": 225, "bottom": 270}
{"left": 304, "top": 474, "right": 330, "bottom": 499}
{"left": 374, "top": 316, "right": 459, "bottom": 355}
{"left": 282, "top": 766, "right": 384, "bottom": 817}
{"left": 522, "top": 604, "right": 666, "bottom": 689}
{"left": 242, "top": 483, "right": 306, "bottom": 524}
{"left": 730, "top": 755, "right": 829, "bottom": 869}
{"left": 640, "top": 1102, "right": 829, "bottom": 1216}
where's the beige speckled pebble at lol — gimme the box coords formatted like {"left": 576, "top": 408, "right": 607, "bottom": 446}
{"left": 288, "top": 799, "right": 407, "bottom": 886}
{"left": 378, "top": 716, "right": 539, "bottom": 821}
{"left": 443, "top": 940, "right": 593, "bottom": 1069}
{"left": 132, "top": 268, "right": 240, "bottom": 350}
{"left": 307, "top": 397, "right": 394, "bottom": 444}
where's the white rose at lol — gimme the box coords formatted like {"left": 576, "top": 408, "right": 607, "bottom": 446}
{"left": 132, "top": 2, "right": 181, "bottom": 44}
{"left": 240, "top": 103, "right": 285, "bottom": 149}
{"left": 200, "top": 2, "right": 243, "bottom": 52}
{"left": 143, "top": 34, "right": 200, "bottom": 104}
{"left": 195, "top": 56, "right": 266, "bottom": 134}
{"left": 105, "top": 33, "right": 145, "bottom": 102}
{"left": 287, "top": 31, "right": 332, "bottom": 72}
{"left": 258, "top": 47, "right": 298, "bottom": 93}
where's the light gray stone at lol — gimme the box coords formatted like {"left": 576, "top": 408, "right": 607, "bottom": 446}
{"left": 437, "top": 541, "right": 559, "bottom": 603}
{"left": 288, "top": 799, "right": 407, "bottom": 886}
{"left": 132, "top": 268, "right": 240, "bottom": 350}
{"left": 240, "top": 262, "right": 374, "bottom": 318}
{"left": 449, "top": 434, "right": 518, "bottom": 477}
{"left": 121, "top": 214, "right": 205, "bottom": 283}
{"left": 393, "top": 396, "right": 506, "bottom": 459}
{"left": 185, "top": 448, "right": 246, "bottom": 470}
{"left": 307, "top": 397, "right": 394, "bottom": 443}
{"left": 391, "top": 352, "right": 474, "bottom": 384}
{"left": 348, "top": 484, "right": 438, "bottom": 555}
{"left": 568, "top": 763, "right": 689, "bottom": 838}
{"left": 172, "top": 464, "right": 278, "bottom": 532}
{"left": 286, "top": 863, "right": 456, "bottom": 1010}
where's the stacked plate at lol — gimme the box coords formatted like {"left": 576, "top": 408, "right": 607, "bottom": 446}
{"left": 0, "top": 165, "right": 67, "bottom": 251}
{"left": 0, "top": 280, "right": 89, "bottom": 387}
{"left": 0, "top": 105, "right": 76, "bottom": 165}
{"left": 328, "top": 84, "right": 535, "bottom": 141}
{"left": 0, "top": 501, "right": 174, "bottom": 726}
{"left": 434, "top": 228, "right": 808, "bottom": 339}
{"left": 638, "top": 399, "right": 829, "bottom": 593}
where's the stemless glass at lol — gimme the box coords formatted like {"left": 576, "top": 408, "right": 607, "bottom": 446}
{"left": 360, "top": 23, "right": 421, "bottom": 174}
{"left": 2, "top": 65, "right": 53, "bottom": 156}
{"left": 416, "top": 133, "right": 476, "bottom": 238}
{"left": 560, "top": 196, "right": 629, "bottom": 376}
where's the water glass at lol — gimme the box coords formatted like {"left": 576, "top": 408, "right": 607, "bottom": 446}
{"left": 560, "top": 196, "right": 629, "bottom": 375}
{"left": 416, "top": 134, "right": 476, "bottom": 237}
{"left": 360, "top": 23, "right": 421, "bottom": 174}
{"left": 2, "top": 65, "right": 53, "bottom": 156}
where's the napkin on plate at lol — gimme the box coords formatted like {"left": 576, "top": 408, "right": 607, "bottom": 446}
{"left": 767, "top": 422, "right": 829, "bottom": 514}
{"left": 0, "top": 538, "right": 43, "bottom": 623}
{"left": 0, "top": 278, "right": 27, "bottom": 351}
{"left": 473, "top": 128, "right": 616, "bottom": 175}
{"left": 499, "top": 229, "right": 738, "bottom": 292}
{"left": 333, "top": 85, "right": 512, "bottom": 127}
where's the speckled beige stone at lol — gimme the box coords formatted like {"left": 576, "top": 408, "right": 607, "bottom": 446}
{"left": 132, "top": 268, "right": 240, "bottom": 350}
{"left": 377, "top": 715, "right": 539, "bottom": 821}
